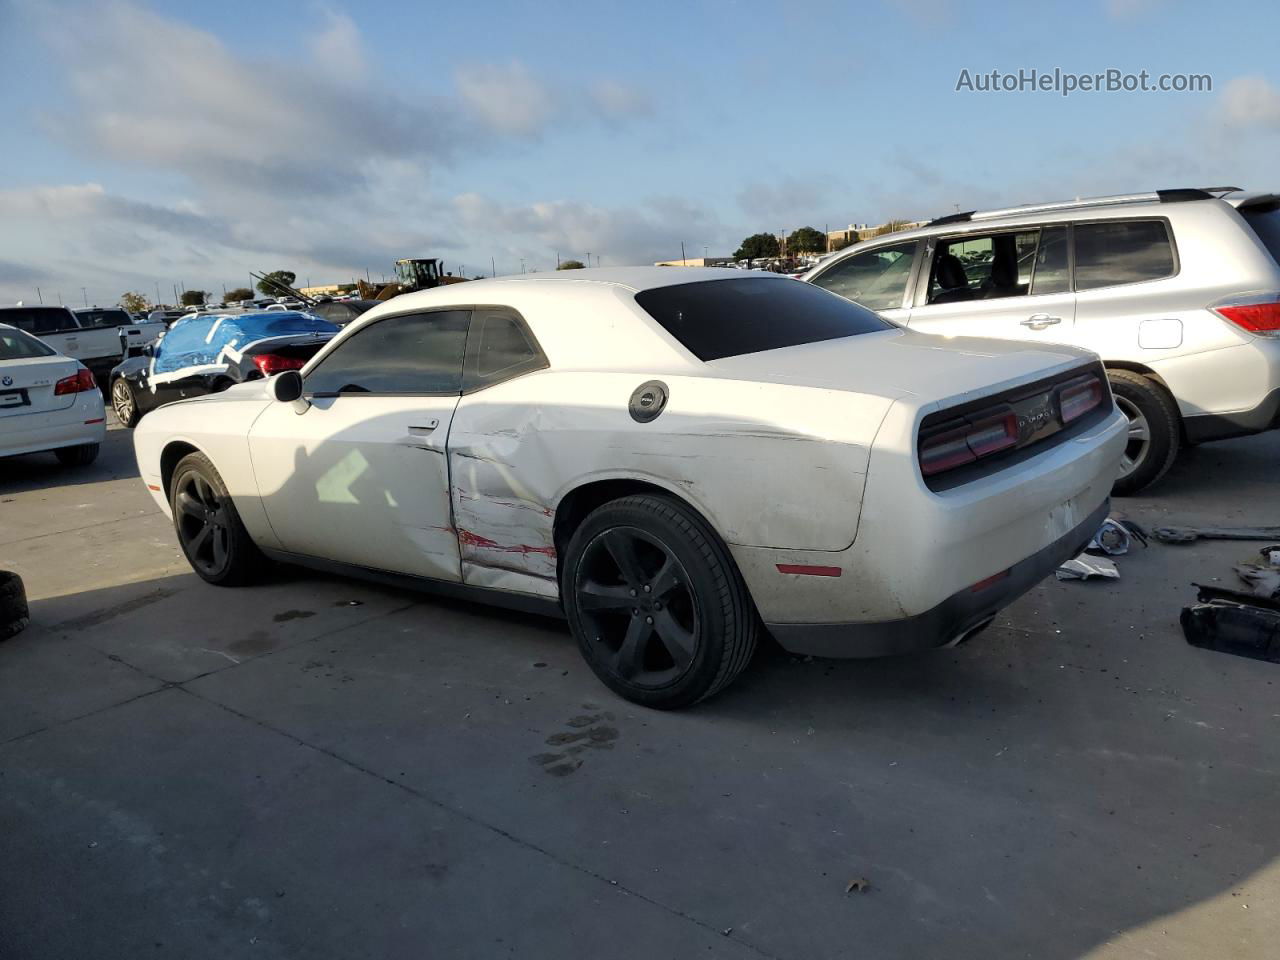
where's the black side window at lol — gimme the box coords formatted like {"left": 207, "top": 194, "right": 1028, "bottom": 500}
{"left": 925, "top": 230, "right": 1038, "bottom": 305}
{"left": 464, "top": 309, "right": 547, "bottom": 389}
{"left": 1074, "top": 220, "right": 1175, "bottom": 290}
{"left": 1030, "top": 225, "right": 1071, "bottom": 295}
{"left": 305, "top": 310, "right": 469, "bottom": 396}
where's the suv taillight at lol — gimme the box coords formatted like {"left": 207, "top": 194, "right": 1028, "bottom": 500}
{"left": 252, "top": 354, "right": 306, "bottom": 375}
{"left": 1212, "top": 299, "right": 1280, "bottom": 336}
{"left": 919, "top": 406, "right": 1018, "bottom": 477}
{"left": 53, "top": 368, "right": 97, "bottom": 395}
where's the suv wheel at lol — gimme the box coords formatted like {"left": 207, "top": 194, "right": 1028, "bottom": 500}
{"left": 562, "top": 494, "right": 758, "bottom": 709}
{"left": 1108, "top": 370, "right": 1180, "bottom": 495}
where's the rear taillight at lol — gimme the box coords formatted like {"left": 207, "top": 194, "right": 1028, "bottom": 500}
{"left": 53, "top": 368, "right": 97, "bottom": 395}
{"left": 1056, "top": 374, "right": 1105, "bottom": 424}
{"left": 1212, "top": 299, "right": 1280, "bottom": 335}
{"left": 919, "top": 406, "right": 1018, "bottom": 477}
{"left": 252, "top": 354, "right": 307, "bottom": 375}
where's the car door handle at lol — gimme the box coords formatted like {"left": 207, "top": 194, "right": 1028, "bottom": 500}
{"left": 1021, "top": 314, "right": 1062, "bottom": 330}
{"left": 407, "top": 420, "right": 439, "bottom": 434}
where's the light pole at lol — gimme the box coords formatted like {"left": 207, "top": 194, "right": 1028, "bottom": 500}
{"left": 35, "top": 286, "right": 42, "bottom": 304}
{"left": 520, "top": 258, "right": 526, "bottom": 274}
{"left": 81, "top": 287, "right": 88, "bottom": 307}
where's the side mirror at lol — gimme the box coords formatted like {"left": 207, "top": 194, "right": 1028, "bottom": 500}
{"left": 272, "top": 369, "right": 304, "bottom": 402}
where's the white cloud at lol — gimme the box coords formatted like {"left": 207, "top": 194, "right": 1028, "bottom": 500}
{"left": 455, "top": 61, "right": 558, "bottom": 138}
{"left": 451, "top": 192, "right": 721, "bottom": 268}
{"left": 307, "top": 8, "right": 366, "bottom": 78}
{"left": 1220, "top": 74, "right": 1280, "bottom": 131}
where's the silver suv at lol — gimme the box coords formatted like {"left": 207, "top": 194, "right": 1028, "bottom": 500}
{"left": 801, "top": 187, "right": 1280, "bottom": 493}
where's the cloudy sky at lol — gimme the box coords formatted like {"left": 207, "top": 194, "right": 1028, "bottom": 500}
{"left": 1, "top": 0, "right": 1278, "bottom": 305}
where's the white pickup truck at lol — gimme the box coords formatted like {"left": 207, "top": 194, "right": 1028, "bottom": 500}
{"left": 74, "top": 307, "right": 166, "bottom": 357}
{"left": 0, "top": 305, "right": 124, "bottom": 388}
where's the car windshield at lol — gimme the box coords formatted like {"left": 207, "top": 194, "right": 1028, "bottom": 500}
{"left": 0, "top": 326, "right": 57, "bottom": 360}
{"left": 75, "top": 308, "right": 134, "bottom": 328}
{"left": 634, "top": 277, "right": 892, "bottom": 361}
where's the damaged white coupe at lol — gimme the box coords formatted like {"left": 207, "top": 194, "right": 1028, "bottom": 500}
{"left": 133, "top": 268, "right": 1127, "bottom": 707}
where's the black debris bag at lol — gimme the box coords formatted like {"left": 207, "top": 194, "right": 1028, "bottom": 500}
{"left": 1181, "top": 584, "right": 1280, "bottom": 664}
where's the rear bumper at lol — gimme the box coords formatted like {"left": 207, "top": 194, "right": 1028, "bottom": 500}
{"left": 0, "top": 392, "right": 106, "bottom": 458}
{"left": 1183, "top": 387, "right": 1280, "bottom": 443}
{"left": 767, "top": 498, "right": 1108, "bottom": 658}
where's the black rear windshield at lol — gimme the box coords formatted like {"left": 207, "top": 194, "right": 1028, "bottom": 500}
{"left": 1240, "top": 203, "right": 1280, "bottom": 265}
{"left": 0, "top": 307, "right": 79, "bottom": 335}
{"left": 635, "top": 278, "right": 892, "bottom": 361}
{"left": 76, "top": 308, "right": 133, "bottom": 327}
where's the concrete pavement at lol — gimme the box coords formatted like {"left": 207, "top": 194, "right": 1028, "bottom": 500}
{"left": 2, "top": 423, "right": 1277, "bottom": 958}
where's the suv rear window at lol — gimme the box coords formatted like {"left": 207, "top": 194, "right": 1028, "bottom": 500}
{"left": 635, "top": 278, "right": 892, "bottom": 361}
{"left": 1238, "top": 203, "right": 1280, "bottom": 265}
{"left": 0, "top": 307, "right": 80, "bottom": 335}
{"left": 1074, "top": 220, "right": 1175, "bottom": 290}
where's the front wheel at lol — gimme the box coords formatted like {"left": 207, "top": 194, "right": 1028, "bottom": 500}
{"left": 1108, "top": 370, "right": 1180, "bottom": 496}
{"left": 562, "top": 494, "right": 759, "bottom": 709}
{"left": 170, "top": 452, "right": 265, "bottom": 586}
{"left": 110, "top": 377, "right": 139, "bottom": 427}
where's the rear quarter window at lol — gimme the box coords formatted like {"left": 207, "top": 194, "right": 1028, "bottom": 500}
{"left": 1238, "top": 204, "right": 1280, "bottom": 266}
{"left": 1074, "top": 220, "right": 1176, "bottom": 290}
{"left": 635, "top": 278, "right": 892, "bottom": 361}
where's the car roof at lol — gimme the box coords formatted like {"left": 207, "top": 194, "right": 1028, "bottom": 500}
{"left": 390, "top": 266, "right": 786, "bottom": 305}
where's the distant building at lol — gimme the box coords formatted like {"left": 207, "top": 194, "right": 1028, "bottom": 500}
{"left": 653, "top": 257, "right": 736, "bottom": 268}
{"left": 825, "top": 220, "right": 928, "bottom": 250}
{"left": 299, "top": 284, "right": 345, "bottom": 297}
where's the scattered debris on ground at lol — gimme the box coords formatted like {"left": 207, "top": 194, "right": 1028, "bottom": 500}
{"left": 1056, "top": 555, "right": 1120, "bottom": 581}
{"left": 0, "top": 570, "right": 29, "bottom": 642}
{"left": 1088, "top": 517, "right": 1148, "bottom": 556}
{"left": 1153, "top": 524, "right": 1280, "bottom": 544}
{"left": 1181, "top": 583, "right": 1280, "bottom": 664}
{"left": 845, "top": 877, "right": 870, "bottom": 894}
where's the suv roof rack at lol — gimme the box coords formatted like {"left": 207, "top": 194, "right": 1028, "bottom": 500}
{"left": 928, "top": 186, "right": 1243, "bottom": 227}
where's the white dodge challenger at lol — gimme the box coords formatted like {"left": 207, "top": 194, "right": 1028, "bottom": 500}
{"left": 134, "top": 268, "right": 1127, "bottom": 708}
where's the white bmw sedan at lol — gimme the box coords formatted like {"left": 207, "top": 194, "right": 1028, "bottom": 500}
{"left": 134, "top": 268, "right": 1126, "bottom": 708}
{"left": 1, "top": 323, "right": 106, "bottom": 466}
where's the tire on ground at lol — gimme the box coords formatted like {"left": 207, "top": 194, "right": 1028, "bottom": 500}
{"left": 55, "top": 443, "right": 100, "bottom": 467}
{"left": 561, "top": 493, "right": 759, "bottom": 709}
{"left": 1108, "top": 369, "right": 1181, "bottom": 496}
{"left": 0, "top": 570, "right": 30, "bottom": 642}
{"left": 170, "top": 451, "right": 267, "bottom": 587}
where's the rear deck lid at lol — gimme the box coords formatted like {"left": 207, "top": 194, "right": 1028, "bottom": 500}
{"left": 0, "top": 345, "right": 80, "bottom": 418}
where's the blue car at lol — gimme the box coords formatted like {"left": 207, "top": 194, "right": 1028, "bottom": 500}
{"left": 108, "top": 311, "right": 338, "bottom": 427}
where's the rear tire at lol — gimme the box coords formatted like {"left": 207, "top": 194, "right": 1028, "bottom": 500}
{"left": 111, "top": 377, "right": 140, "bottom": 427}
{"left": 1109, "top": 370, "right": 1180, "bottom": 496}
{"left": 170, "top": 452, "right": 266, "bottom": 586}
{"left": 562, "top": 493, "right": 758, "bottom": 709}
{"left": 55, "top": 443, "right": 100, "bottom": 467}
